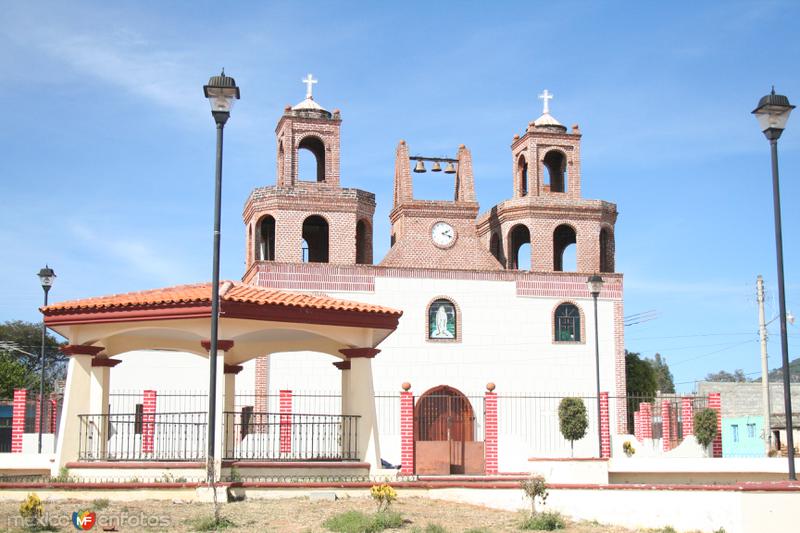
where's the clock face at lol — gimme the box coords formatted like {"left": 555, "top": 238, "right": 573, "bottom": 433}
{"left": 431, "top": 222, "right": 456, "bottom": 248}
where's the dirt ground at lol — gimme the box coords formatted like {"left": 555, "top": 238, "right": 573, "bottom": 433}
{"left": 0, "top": 496, "right": 657, "bottom": 532}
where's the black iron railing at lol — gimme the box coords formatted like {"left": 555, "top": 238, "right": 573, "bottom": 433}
{"left": 77, "top": 412, "right": 206, "bottom": 461}
{"left": 223, "top": 411, "right": 359, "bottom": 461}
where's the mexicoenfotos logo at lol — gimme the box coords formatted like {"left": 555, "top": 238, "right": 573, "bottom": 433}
{"left": 72, "top": 510, "right": 96, "bottom": 530}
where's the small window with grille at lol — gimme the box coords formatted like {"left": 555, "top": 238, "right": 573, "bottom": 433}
{"left": 732, "top": 424, "right": 739, "bottom": 443}
{"left": 554, "top": 303, "right": 581, "bottom": 342}
{"left": 747, "top": 423, "right": 756, "bottom": 439}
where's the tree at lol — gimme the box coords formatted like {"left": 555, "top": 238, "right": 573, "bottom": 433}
{"left": 648, "top": 353, "right": 675, "bottom": 393}
{"left": 0, "top": 320, "right": 66, "bottom": 393}
{"left": 558, "top": 397, "right": 588, "bottom": 456}
{"left": 626, "top": 351, "right": 657, "bottom": 397}
{"left": 0, "top": 351, "right": 36, "bottom": 398}
{"left": 705, "top": 369, "right": 748, "bottom": 382}
{"left": 694, "top": 408, "right": 718, "bottom": 451}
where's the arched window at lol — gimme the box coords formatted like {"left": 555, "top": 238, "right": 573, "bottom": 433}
{"left": 356, "top": 219, "right": 372, "bottom": 265}
{"left": 256, "top": 215, "right": 276, "bottom": 261}
{"left": 600, "top": 227, "right": 614, "bottom": 273}
{"left": 428, "top": 298, "right": 458, "bottom": 341}
{"left": 302, "top": 215, "right": 329, "bottom": 263}
{"left": 509, "top": 224, "right": 531, "bottom": 270}
{"left": 518, "top": 155, "right": 528, "bottom": 196}
{"left": 553, "top": 224, "right": 577, "bottom": 271}
{"left": 490, "top": 232, "right": 502, "bottom": 264}
{"left": 543, "top": 150, "right": 567, "bottom": 193}
{"left": 298, "top": 135, "right": 326, "bottom": 182}
{"left": 277, "top": 141, "right": 285, "bottom": 182}
{"left": 554, "top": 303, "right": 581, "bottom": 342}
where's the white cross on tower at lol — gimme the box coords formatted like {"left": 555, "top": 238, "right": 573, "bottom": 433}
{"left": 538, "top": 89, "right": 553, "bottom": 114}
{"left": 302, "top": 73, "right": 318, "bottom": 99}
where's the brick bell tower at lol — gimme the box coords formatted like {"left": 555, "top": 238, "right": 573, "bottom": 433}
{"left": 477, "top": 90, "right": 618, "bottom": 273}
{"left": 243, "top": 75, "right": 376, "bottom": 269}
{"left": 380, "top": 141, "right": 502, "bottom": 270}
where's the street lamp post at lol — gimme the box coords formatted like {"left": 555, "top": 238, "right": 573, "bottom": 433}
{"left": 36, "top": 265, "right": 55, "bottom": 454}
{"left": 587, "top": 274, "right": 604, "bottom": 458}
{"left": 203, "top": 70, "right": 240, "bottom": 482}
{"left": 752, "top": 88, "right": 795, "bottom": 480}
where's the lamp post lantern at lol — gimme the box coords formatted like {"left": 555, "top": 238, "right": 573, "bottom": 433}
{"left": 752, "top": 88, "right": 795, "bottom": 480}
{"left": 203, "top": 70, "right": 240, "bottom": 482}
{"left": 36, "top": 265, "right": 55, "bottom": 454}
{"left": 587, "top": 274, "right": 604, "bottom": 457}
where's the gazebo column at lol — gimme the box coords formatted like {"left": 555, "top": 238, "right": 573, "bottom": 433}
{"left": 202, "top": 340, "right": 234, "bottom": 475}
{"left": 333, "top": 360, "right": 352, "bottom": 417}
{"left": 223, "top": 364, "right": 243, "bottom": 460}
{"left": 340, "top": 348, "right": 381, "bottom": 471}
{"left": 89, "top": 357, "right": 121, "bottom": 458}
{"left": 53, "top": 345, "right": 104, "bottom": 474}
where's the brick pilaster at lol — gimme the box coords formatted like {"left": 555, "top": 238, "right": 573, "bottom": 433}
{"left": 11, "top": 389, "right": 27, "bottom": 453}
{"left": 279, "top": 389, "right": 292, "bottom": 454}
{"left": 255, "top": 355, "right": 269, "bottom": 415}
{"left": 599, "top": 392, "right": 611, "bottom": 458}
{"left": 33, "top": 396, "right": 41, "bottom": 435}
{"left": 708, "top": 392, "right": 722, "bottom": 458}
{"left": 484, "top": 387, "right": 498, "bottom": 475}
{"left": 399, "top": 386, "right": 414, "bottom": 475}
{"left": 49, "top": 398, "right": 58, "bottom": 433}
{"left": 640, "top": 402, "right": 653, "bottom": 440}
{"left": 662, "top": 400, "right": 672, "bottom": 452}
{"left": 634, "top": 409, "right": 641, "bottom": 441}
{"left": 681, "top": 397, "right": 694, "bottom": 437}
{"left": 141, "top": 390, "right": 157, "bottom": 454}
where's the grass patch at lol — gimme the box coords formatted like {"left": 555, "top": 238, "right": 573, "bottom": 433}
{"left": 411, "top": 524, "right": 448, "bottom": 533}
{"left": 91, "top": 498, "right": 110, "bottom": 511}
{"left": 519, "top": 511, "right": 566, "bottom": 531}
{"left": 323, "top": 510, "right": 404, "bottom": 533}
{"left": 186, "top": 515, "right": 236, "bottom": 531}
{"left": 463, "top": 529, "right": 492, "bottom": 533}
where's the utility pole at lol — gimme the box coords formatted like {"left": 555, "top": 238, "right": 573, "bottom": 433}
{"left": 757, "top": 275, "right": 772, "bottom": 454}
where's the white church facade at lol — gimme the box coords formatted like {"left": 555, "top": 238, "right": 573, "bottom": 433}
{"left": 110, "top": 79, "right": 625, "bottom": 475}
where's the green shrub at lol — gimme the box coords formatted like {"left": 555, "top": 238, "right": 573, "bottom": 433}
{"left": 694, "top": 408, "right": 718, "bottom": 449}
{"left": 187, "top": 515, "right": 236, "bottom": 531}
{"left": 519, "top": 510, "right": 565, "bottom": 530}
{"left": 323, "top": 510, "right": 403, "bottom": 533}
{"left": 51, "top": 466, "right": 74, "bottom": 483}
{"left": 91, "top": 498, "right": 110, "bottom": 511}
{"left": 421, "top": 524, "right": 447, "bottom": 533}
{"left": 228, "top": 466, "right": 242, "bottom": 482}
{"left": 558, "top": 397, "right": 588, "bottom": 456}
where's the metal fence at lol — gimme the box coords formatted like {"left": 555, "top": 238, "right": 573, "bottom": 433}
{"left": 77, "top": 412, "right": 207, "bottom": 461}
{"left": 223, "top": 412, "right": 359, "bottom": 461}
{"left": 615, "top": 394, "right": 709, "bottom": 447}
{"left": 109, "top": 391, "right": 208, "bottom": 415}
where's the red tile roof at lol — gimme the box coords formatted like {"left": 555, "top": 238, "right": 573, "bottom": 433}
{"left": 43, "top": 281, "right": 401, "bottom": 316}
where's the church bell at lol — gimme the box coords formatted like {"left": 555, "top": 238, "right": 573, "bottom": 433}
{"left": 444, "top": 162, "right": 456, "bottom": 174}
{"left": 431, "top": 161, "right": 442, "bottom": 172}
{"left": 413, "top": 160, "right": 426, "bottom": 173}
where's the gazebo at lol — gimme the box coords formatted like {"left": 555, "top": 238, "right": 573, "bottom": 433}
{"left": 43, "top": 281, "right": 402, "bottom": 478}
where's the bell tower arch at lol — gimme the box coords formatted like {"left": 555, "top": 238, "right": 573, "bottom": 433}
{"left": 244, "top": 75, "right": 375, "bottom": 270}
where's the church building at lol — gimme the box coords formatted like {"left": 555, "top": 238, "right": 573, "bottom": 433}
{"left": 237, "top": 78, "right": 625, "bottom": 471}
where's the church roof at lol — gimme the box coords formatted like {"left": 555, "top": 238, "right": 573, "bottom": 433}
{"left": 292, "top": 97, "right": 327, "bottom": 112}
{"left": 533, "top": 112, "right": 564, "bottom": 128}
{"left": 42, "top": 281, "right": 401, "bottom": 317}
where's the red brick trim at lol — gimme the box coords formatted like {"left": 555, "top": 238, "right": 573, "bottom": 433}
{"left": 66, "top": 461, "right": 204, "bottom": 469}
{"left": 141, "top": 390, "right": 156, "bottom": 454}
{"left": 62, "top": 345, "right": 105, "bottom": 356}
{"left": 400, "top": 390, "right": 414, "bottom": 475}
{"left": 485, "top": 391, "right": 498, "bottom": 475}
{"left": 224, "top": 364, "right": 243, "bottom": 374}
{"left": 681, "top": 397, "right": 694, "bottom": 436}
{"left": 333, "top": 360, "right": 351, "bottom": 370}
{"left": 201, "top": 339, "right": 235, "bottom": 352}
{"left": 640, "top": 402, "right": 653, "bottom": 440}
{"left": 279, "top": 390, "right": 292, "bottom": 454}
{"left": 91, "top": 358, "right": 121, "bottom": 367}
{"left": 709, "top": 392, "right": 723, "bottom": 458}
{"left": 662, "top": 400, "right": 672, "bottom": 452}
{"left": 339, "top": 348, "right": 380, "bottom": 358}
{"left": 11, "top": 389, "right": 26, "bottom": 453}
{"left": 599, "top": 392, "right": 611, "bottom": 458}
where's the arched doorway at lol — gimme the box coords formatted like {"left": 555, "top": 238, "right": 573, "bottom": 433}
{"left": 414, "top": 385, "right": 484, "bottom": 475}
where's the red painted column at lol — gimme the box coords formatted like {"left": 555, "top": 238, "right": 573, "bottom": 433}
{"left": 484, "top": 383, "right": 498, "bottom": 475}
{"left": 599, "top": 392, "right": 611, "bottom": 458}
{"left": 399, "top": 383, "right": 414, "bottom": 475}
{"left": 11, "top": 389, "right": 27, "bottom": 453}
{"left": 634, "top": 410, "right": 641, "bottom": 441}
{"left": 662, "top": 400, "right": 672, "bottom": 451}
{"left": 49, "top": 398, "right": 58, "bottom": 433}
{"left": 640, "top": 402, "right": 653, "bottom": 440}
{"left": 279, "top": 389, "right": 292, "bottom": 454}
{"left": 709, "top": 392, "right": 723, "bottom": 458}
{"left": 141, "top": 390, "right": 157, "bottom": 454}
{"left": 681, "top": 397, "right": 694, "bottom": 437}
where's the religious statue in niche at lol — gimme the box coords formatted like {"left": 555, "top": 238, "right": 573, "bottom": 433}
{"left": 429, "top": 299, "right": 456, "bottom": 339}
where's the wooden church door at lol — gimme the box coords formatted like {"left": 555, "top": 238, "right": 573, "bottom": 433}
{"left": 414, "top": 386, "right": 484, "bottom": 475}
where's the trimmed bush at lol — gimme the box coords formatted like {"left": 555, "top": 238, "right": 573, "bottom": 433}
{"left": 558, "top": 397, "right": 588, "bottom": 456}
{"left": 694, "top": 408, "right": 718, "bottom": 449}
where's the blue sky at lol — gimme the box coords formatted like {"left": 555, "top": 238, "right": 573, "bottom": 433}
{"left": 0, "top": 1, "right": 798, "bottom": 392}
